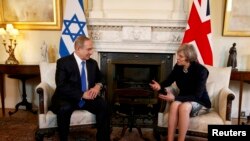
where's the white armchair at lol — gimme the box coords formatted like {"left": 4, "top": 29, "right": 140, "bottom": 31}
{"left": 35, "top": 62, "right": 97, "bottom": 141}
{"left": 153, "top": 65, "right": 235, "bottom": 140}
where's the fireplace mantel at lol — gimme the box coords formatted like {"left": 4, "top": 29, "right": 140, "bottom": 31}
{"left": 87, "top": 18, "right": 187, "bottom": 55}
{"left": 88, "top": 18, "right": 187, "bottom": 27}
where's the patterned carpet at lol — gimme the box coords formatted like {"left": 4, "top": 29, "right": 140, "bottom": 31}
{"left": 0, "top": 109, "right": 157, "bottom": 141}
{"left": 0, "top": 109, "right": 207, "bottom": 141}
{"left": 0, "top": 110, "right": 37, "bottom": 141}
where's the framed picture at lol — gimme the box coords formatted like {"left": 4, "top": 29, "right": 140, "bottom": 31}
{"left": 0, "top": 0, "right": 62, "bottom": 30}
{"left": 223, "top": 0, "right": 250, "bottom": 36}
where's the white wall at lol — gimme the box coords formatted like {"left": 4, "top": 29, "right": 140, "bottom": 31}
{"left": 0, "top": 0, "right": 250, "bottom": 118}
{"left": 211, "top": 0, "right": 250, "bottom": 68}
{"left": 210, "top": 0, "right": 250, "bottom": 117}
{"left": 102, "top": 0, "right": 174, "bottom": 19}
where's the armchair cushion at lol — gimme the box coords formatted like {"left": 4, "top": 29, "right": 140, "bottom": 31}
{"left": 38, "top": 110, "right": 96, "bottom": 129}
{"left": 205, "top": 65, "right": 232, "bottom": 109}
{"left": 39, "top": 62, "right": 56, "bottom": 89}
{"left": 206, "top": 81, "right": 215, "bottom": 104}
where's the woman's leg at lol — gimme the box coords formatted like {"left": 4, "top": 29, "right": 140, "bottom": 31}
{"left": 177, "top": 102, "right": 192, "bottom": 141}
{"left": 167, "top": 101, "right": 181, "bottom": 141}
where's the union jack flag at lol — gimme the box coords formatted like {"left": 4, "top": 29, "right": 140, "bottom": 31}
{"left": 182, "top": 0, "right": 213, "bottom": 65}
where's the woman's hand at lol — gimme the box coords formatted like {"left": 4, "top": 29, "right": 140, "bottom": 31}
{"left": 149, "top": 80, "right": 161, "bottom": 91}
{"left": 158, "top": 91, "right": 175, "bottom": 102}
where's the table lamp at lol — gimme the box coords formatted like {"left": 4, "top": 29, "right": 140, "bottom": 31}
{"left": 0, "top": 24, "right": 19, "bottom": 64}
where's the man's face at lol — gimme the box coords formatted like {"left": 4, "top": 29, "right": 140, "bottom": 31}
{"left": 76, "top": 40, "right": 94, "bottom": 60}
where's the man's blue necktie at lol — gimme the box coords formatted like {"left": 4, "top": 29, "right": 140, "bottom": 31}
{"left": 79, "top": 61, "right": 86, "bottom": 108}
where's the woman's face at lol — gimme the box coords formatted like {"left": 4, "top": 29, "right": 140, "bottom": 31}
{"left": 176, "top": 51, "right": 189, "bottom": 66}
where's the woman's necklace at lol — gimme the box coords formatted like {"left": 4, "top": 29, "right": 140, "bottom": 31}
{"left": 183, "top": 64, "right": 190, "bottom": 73}
{"left": 183, "top": 68, "right": 188, "bottom": 73}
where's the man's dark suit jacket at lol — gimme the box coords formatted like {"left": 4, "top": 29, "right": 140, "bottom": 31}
{"left": 50, "top": 54, "right": 104, "bottom": 113}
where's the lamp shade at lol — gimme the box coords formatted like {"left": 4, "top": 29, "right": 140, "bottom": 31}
{"left": 6, "top": 24, "right": 14, "bottom": 32}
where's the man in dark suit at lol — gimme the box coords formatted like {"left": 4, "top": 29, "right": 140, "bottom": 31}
{"left": 50, "top": 35, "right": 110, "bottom": 141}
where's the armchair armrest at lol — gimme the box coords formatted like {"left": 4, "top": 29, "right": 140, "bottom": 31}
{"left": 218, "top": 87, "right": 235, "bottom": 124}
{"left": 35, "top": 82, "right": 55, "bottom": 114}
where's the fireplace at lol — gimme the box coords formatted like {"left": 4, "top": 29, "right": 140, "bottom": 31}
{"left": 100, "top": 52, "right": 173, "bottom": 103}
{"left": 115, "top": 64, "right": 157, "bottom": 89}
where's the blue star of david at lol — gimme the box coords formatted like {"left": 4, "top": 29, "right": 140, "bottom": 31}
{"left": 62, "top": 14, "right": 86, "bottom": 42}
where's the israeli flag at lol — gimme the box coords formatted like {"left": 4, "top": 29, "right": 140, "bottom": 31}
{"left": 59, "top": 0, "right": 88, "bottom": 58}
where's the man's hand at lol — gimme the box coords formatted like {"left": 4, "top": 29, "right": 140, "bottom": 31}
{"left": 82, "top": 91, "right": 93, "bottom": 100}
{"left": 82, "top": 84, "right": 101, "bottom": 100}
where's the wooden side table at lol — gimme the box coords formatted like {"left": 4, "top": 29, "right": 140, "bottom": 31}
{"left": 0, "top": 64, "right": 40, "bottom": 116}
{"left": 112, "top": 88, "right": 157, "bottom": 139}
{"left": 8, "top": 74, "right": 39, "bottom": 115}
{"left": 230, "top": 70, "right": 250, "bottom": 124}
